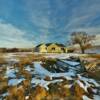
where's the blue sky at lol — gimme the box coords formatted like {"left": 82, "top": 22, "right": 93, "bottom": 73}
{"left": 0, "top": 0, "right": 100, "bottom": 48}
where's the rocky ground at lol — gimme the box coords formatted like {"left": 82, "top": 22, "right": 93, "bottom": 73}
{"left": 0, "top": 53, "right": 100, "bottom": 100}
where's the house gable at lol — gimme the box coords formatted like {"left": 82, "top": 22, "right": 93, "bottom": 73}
{"left": 34, "top": 43, "right": 67, "bottom": 53}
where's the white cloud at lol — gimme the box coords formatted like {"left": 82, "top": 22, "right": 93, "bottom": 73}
{"left": 91, "top": 34, "right": 100, "bottom": 46}
{"left": 64, "top": 0, "right": 100, "bottom": 34}
{"left": 24, "top": 0, "right": 53, "bottom": 30}
{"left": 23, "top": 0, "right": 100, "bottom": 45}
{"left": 69, "top": 27, "right": 100, "bottom": 34}
{"left": 0, "top": 21, "right": 24, "bottom": 37}
{"left": 0, "top": 20, "right": 33, "bottom": 48}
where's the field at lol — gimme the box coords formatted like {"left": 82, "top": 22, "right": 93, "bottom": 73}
{"left": 0, "top": 52, "right": 100, "bottom": 100}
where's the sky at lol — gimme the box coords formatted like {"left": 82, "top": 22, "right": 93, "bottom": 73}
{"left": 0, "top": 0, "right": 100, "bottom": 48}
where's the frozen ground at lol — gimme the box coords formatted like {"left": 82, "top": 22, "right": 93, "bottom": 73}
{"left": 0, "top": 53, "right": 100, "bottom": 100}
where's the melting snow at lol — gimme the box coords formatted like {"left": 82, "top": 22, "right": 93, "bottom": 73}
{"left": 61, "top": 60, "right": 80, "bottom": 66}
{"left": 34, "top": 62, "right": 51, "bottom": 77}
{"left": 25, "top": 65, "right": 34, "bottom": 72}
{"left": 45, "top": 53, "right": 80, "bottom": 59}
{"left": 82, "top": 95, "right": 92, "bottom": 100}
{"left": 78, "top": 74, "right": 100, "bottom": 87}
{"left": 31, "top": 78, "right": 63, "bottom": 90}
{"left": 5, "top": 67, "right": 16, "bottom": 78}
{"left": 34, "top": 62, "right": 75, "bottom": 80}
{"left": 8, "top": 78, "right": 25, "bottom": 86}
{"left": 94, "top": 95, "right": 100, "bottom": 100}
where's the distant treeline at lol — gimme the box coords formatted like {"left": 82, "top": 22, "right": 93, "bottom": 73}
{"left": 0, "top": 48, "right": 33, "bottom": 53}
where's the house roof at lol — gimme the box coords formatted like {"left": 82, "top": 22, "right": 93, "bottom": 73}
{"left": 35, "top": 43, "right": 44, "bottom": 48}
{"left": 55, "top": 43, "right": 65, "bottom": 47}
{"left": 45, "top": 43, "right": 52, "bottom": 46}
{"left": 35, "top": 43, "right": 66, "bottom": 48}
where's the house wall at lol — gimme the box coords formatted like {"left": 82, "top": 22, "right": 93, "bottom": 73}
{"left": 47, "top": 44, "right": 64, "bottom": 53}
{"left": 64, "top": 47, "right": 68, "bottom": 53}
{"left": 39, "top": 44, "right": 47, "bottom": 53}
{"left": 34, "top": 43, "right": 67, "bottom": 53}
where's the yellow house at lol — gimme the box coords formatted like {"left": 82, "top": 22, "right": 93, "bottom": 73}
{"left": 34, "top": 44, "right": 47, "bottom": 53}
{"left": 39, "top": 44, "right": 47, "bottom": 53}
{"left": 34, "top": 43, "right": 66, "bottom": 53}
{"left": 47, "top": 43, "right": 65, "bottom": 53}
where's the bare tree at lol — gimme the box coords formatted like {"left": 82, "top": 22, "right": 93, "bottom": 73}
{"left": 71, "top": 32, "right": 95, "bottom": 53}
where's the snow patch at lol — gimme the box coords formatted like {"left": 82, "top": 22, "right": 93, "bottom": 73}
{"left": 83, "top": 95, "right": 92, "bottom": 100}
{"left": 8, "top": 78, "right": 25, "bottom": 86}
{"left": 31, "top": 78, "right": 63, "bottom": 90}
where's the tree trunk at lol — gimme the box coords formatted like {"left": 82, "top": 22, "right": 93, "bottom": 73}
{"left": 79, "top": 58, "right": 87, "bottom": 72}
{"left": 79, "top": 44, "right": 85, "bottom": 54}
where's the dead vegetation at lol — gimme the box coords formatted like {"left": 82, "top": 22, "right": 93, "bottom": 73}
{"left": 0, "top": 53, "right": 99, "bottom": 100}
{"left": 7, "top": 85, "right": 25, "bottom": 100}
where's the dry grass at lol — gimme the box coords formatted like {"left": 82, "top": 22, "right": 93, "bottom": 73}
{"left": 0, "top": 77, "right": 8, "bottom": 94}
{"left": 16, "top": 53, "right": 45, "bottom": 65}
{"left": 0, "top": 52, "right": 99, "bottom": 100}
{"left": 0, "top": 58, "right": 6, "bottom": 64}
{"left": 7, "top": 85, "right": 25, "bottom": 100}
{"left": 30, "top": 85, "right": 47, "bottom": 100}
{"left": 87, "top": 54, "right": 100, "bottom": 59}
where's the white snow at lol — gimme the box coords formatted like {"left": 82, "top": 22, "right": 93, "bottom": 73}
{"left": 1, "top": 53, "right": 100, "bottom": 100}
{"left": 31, "top": 78, "right": 63, "bottom": 90}
{"left": 8, "top": 78, "right": 25, "bottom": 86}
{"left": 45, "top": 53, "right": 80, "bottom": 59}
{"left": 34, "top": 62, "right": 51, "bottom": 77}
{"left": 78, "top": 74, "right": 100, "bottom": 87}
{"left": 25, "top": 96, "right": 29, "bottom": 100}
{"left": 82, "top": 95, "right": 92, "bottom": 100}
{"left": 76, "top": 74, "right": 100, "bottom": 96}
{"left": 0, "top": 92, "right": 8, "bottom": 97}
{"left": 50, "top": 70, "right": 74, "bottom": 80}
{"left": 34, "top": 62, "right": 75, "bottom": 80}
{"left": 61, "top": 60, "right": 80, "bottom": 66}
{"left": 5, "top": 67, "right": 16, "bottom": 78}
{"left": 94, "top": 95, "right": 100, "bottom": 100}
{"left": 76, "top": 80, "right": 86, "bottom": 90}
{"left": 25, "top": 65, "right": 34, "bottom": 72}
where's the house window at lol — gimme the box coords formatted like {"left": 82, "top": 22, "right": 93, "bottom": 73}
{"left": 61, "top": 48, "right": 65, "bottom": 52}
{"left": 61, "top": 48, "right": 64, "bottom": 50}
{"left": 45, "top": 47, "right": 47, "bottom": 50}
{"left": 52, "top": 47, "right": 55, "bottom": 50}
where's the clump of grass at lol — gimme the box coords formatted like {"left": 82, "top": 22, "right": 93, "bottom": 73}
{"left": 87, "top": 54, "right": 100, "bottom": 59}
{"left": 18, "top": 57, "right": 33, "bottom": 66}
{"left": 17, "top": 53, "right": 45, "bottom": 62}
{"left": 22, "top": 79, "right": 31, "bottom": 89}
{"left": 41, "top": 58, "right": 58, "bottom": 72}
{"left": 29, "top": 85, "right": 47, "bottom": 100}
{"left": 7, "top": 85, "right": 25, "bottom": 100}
{"left": 19, "top": 70, "right": 32, "bottom": 80}
{"left": 0, "top": 77, "right": 8, "bottom": 94}
{"left": 0, "top": 58, "right": 6, "bottom": 64}
{"left": 42, "top": 58, "right": 57, "bottom": 67}
{"left": 47, "top": 81, "right": 71, "bottom": 100}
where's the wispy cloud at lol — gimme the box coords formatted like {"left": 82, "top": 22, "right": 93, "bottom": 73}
{"left": 0, "top": 0, "right": 100, "bottom": 47}
{"left": 0, "top": 20, "right": 33, "bottom": 48}
{"left": 25, "top": 0, "right": 100, "bottom": 32}
{"left": 64, "top": 0, "right": 100, "bottom": 34}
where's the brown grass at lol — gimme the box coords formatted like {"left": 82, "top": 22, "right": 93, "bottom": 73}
{"left": 0, "top": 58, "right": 6, "bottom": 64}
{"left": 87, "top": 54, "right": 100, "bottom": 59}
{"left": 7, "top": 85, "right": 25, "bottom": 100}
